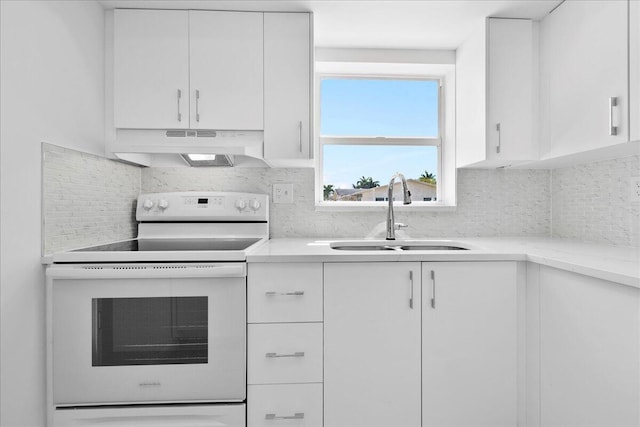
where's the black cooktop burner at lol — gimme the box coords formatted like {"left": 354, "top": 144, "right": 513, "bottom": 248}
{"left": 73, "top": 238, "right": 262, "bottom": 252}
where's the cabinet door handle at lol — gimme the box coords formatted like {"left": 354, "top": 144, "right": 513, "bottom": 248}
{"left": 609, "top": 97, "right": 618, "bottom": 136}
{"left": 265, "top": 351, "right": 305, "bottom": 358}
{"left": 195, "top": 89, "right": 201, "bottom": 123}
{"left": 265, "top": 291, "right": 304, "bottom": 296}
{"left": 265, "top": 413, "right": 305, "bottom": 420}
{"left": 298, "top": 121, "right": 303, "bottom": 152}
{"left": 430, "top": 270, "right": 436, "bottom": 309}
{"left": 495, "top": 123, "right": 501, "bottom": 154}
{"left": 177, "top": 89, "right": 182, "bottom": 122}
{"left": 409, "top": 270, "right": 414, "bottom": 309}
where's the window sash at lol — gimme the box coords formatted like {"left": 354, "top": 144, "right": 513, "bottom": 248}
{"left": 317, "top": 74, "right": 445, "bottom": 207}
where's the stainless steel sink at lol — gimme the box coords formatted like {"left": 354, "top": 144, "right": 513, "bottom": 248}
{"left": 330, "top": 240, "right": 471, "bottom": 251}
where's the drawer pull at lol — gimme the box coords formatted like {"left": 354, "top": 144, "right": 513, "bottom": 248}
{"left": 265, "top": 413, "right": 305, "bottom": 420}
{"left": 265, "top": 351, "right": 305, "bottom": 358}
{"left": 265, "top": 291, "right": 305, "bottom": 296}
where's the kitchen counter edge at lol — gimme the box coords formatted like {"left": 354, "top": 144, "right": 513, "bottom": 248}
{"left": 246, "top": 237, "right": 640, "bottom": 289}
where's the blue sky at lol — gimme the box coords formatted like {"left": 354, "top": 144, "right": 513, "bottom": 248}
{"left": 321, "top": 78, "right": 439, "bottom": 189}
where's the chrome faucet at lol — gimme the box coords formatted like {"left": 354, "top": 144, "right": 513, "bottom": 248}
{"left": 386, "top": 172, "right": 412, "bottom": 240}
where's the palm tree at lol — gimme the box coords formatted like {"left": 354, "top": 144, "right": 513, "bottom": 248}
{"left": 419, "top": 170, "right": 437, "bottom": 184}
{"left": 323, "top": 184, "right": 335, "bottom": 200}
{"left": 353, "top": 176, "right": 380, "bottom": 189}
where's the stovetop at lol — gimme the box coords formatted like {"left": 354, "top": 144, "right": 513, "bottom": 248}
{"left": 51, "top": 192, "right": 270, "bottom": 264}
{"left": 73, "top": 238, "right": 262, "bottom": 252}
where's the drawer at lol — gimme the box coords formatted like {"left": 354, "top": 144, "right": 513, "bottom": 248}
{"left": 248, "top": 323, "right": 322, "bottom": 385}
{"left": 248, "top": 263, "right": 322, "bottom": 323}
{"left": 247, "top": 384, "right": 323, "bottom": 427}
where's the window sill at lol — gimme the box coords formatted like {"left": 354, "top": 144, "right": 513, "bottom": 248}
{"left": 314, "top": 202, "right": 457, "bottom": 212}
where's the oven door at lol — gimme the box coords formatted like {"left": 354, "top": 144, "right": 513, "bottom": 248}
{"left": 47, "top": 263, "right": 246, "bottom": 406}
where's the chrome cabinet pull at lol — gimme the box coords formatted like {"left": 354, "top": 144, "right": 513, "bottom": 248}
{"left": 609, "top": 97, "right": 618, "bottom": 136}
{"left": 177, "top": 89, "right": 182, "bottom": 122}
{"left": 265, "top": 413, "right": 305, "bottom": 420}
{"left": 196, "top": 89, "right": 201, "bottom": 123}
{"left": 265, "top": 351, "right": 305, "bottom": 358}
{"left": 430, "top": 270, "right": 436, "bottom": 309}
{"left": 265, "top": 291, "right": 304, "bottom": 296}
{"left": 409, "top": 270, "right": 414, "bottom": 309}
{"left": 496, "top": 123, "right": 501, "bottom": 153}
{"left": 298, "top": 121, "right": 303, "bottom": 152}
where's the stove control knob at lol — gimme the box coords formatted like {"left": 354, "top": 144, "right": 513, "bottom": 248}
{"left": 235, "top": 199, "right": 247, "bottom": 211}
{"left": 142, "top": 199, "right": 154, "bottom": 210}
{"left": 249, "top": 199, "right": 261, "bottom": 211}
{"left": 158, "top": 199, "right": 169, "bottom": 210}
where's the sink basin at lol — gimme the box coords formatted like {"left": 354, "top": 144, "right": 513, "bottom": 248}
{"left": 330, "top": 240, "right": 471, "bottom": 251}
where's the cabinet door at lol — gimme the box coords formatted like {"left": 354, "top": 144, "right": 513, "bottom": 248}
{"left": 422, "top": 262, "right": 518, "bottom": 427}
{"left": 324, "top": 263, "right": 421, "bottom": 427}
{"left": 189, "top": 11, "right": 263, "bottom": 130}
{"left": 631, "top": 0, "right": 640, "bottom": 142}
{"left": 544, "top": 0, "right": 628, "bottom": 156}
{"left": 539, "top": 266, "right": 640, "bottom": 427}
{"left": 487, "top": 18, "right": 534, "bottom": 163}
{"left": 114, "top": 9, "right": 189, "bottom": 129}
{"left": 264, "top": 13, "right": 311, "bottom": 160}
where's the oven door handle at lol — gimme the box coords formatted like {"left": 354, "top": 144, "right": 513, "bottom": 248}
{"left": 46, "top": 263, "right": 246, "bottom": 279}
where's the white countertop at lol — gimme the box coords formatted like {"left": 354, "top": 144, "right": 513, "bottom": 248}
{"left": 247, "top": 237, "right": 640, "bottom": 289}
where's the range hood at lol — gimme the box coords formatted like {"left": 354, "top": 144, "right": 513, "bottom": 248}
{"left": 109, "top": 129, "right": 267, "bottom": 167}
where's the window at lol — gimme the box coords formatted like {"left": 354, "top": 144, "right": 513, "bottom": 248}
{"left": 316, "top": 64, "right": 455, "bottom": 209}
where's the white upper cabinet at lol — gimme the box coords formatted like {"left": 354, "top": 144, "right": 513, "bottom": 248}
{"left": 189, "top": 11, "right": 263, "bottom": 131}
{"left": 263, "top": 13, "right": 312, "bottom": 161}
{"left": 456, "top": 18, "right": 535, "bottom": 168}
{"left": 631, "top": 0, "right": 640, "bottom": 142}
{"left": 114, "top": 10, "right": 189, "bottom": 129}
{"left": 539, "top": 0, "right": 629, "bottom": 157}
{"left": 114, "top": 9, "right": 263, "bottom": 131}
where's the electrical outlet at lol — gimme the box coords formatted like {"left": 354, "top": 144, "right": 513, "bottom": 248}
{"left": 630, "top": 177, "right": 640, "bottom": 202}
{"left": 273, "top": 183, "right": 294, "bottom": 204}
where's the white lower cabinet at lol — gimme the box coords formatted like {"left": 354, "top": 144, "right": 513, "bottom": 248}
{"left": 324, "top": 262, "right": 422, "bottom": 427}
{"left": 422, "top": 262, "right": 518, "bottom": 427}
{"left": 247, "top": 384, "right": 323, "bottom": 427}
{"left": 324, "top": 261, "right": 518, "bottom": 427}
{"left": 537, "top": 266, "right": 640, "bottom": 427}
{"left": 247, "top": 262, "right": 324, "bottom": 427}
{"left": 248, "top": 323, "right": 323, "bottom": 385}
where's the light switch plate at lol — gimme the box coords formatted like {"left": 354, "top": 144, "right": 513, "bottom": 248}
{"left": 273, "top": 183, "right": 294, "bottom": 204}
{"left": 630, "top": 177, "right": 640, "bottom": 202}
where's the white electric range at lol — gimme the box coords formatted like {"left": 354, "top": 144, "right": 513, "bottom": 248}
{"left": 46, "top": 192, "right": 268, "bottom": 427}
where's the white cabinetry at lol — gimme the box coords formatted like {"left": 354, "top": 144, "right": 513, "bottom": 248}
{"left": 189, "top": 11, "right": 263, "bottom": 130}
{"left": 539, "top": 0, "right": 629, "bottom": 157}
{"left": 535, "top": 266, "right": 640, "bottom": 427}
{"left": 114, "top": 9, "right": 263, "bottom": 131}
{"left": 324, "top": 261, "right": 519, "bottom": 427}
{"left": 456, "top": 18, "right": 535, "bottom": 168}
{"left": 247, "top": 263, "right": 323, "bottom": 427}
{"left": 264, "top": 13, "right": 312, "bottom": 162}
{"left": 422, "top": 262, "right": 518, "bottom": 427}
{"left": 113, "top": 9, "right": 189, "bottom": 129}
{"left": 631, "top": 0, "right": 640, "bottom": 142}
{"left": 324, "top": 263, "right": 422, "bottom": 427}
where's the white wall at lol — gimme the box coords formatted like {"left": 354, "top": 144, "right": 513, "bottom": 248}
{"left": 0, "top": 1, "right": 105, "bottom": 425}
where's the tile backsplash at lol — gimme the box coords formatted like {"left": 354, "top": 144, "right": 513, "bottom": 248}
{"left": 141, "top": 167, "right": 552, "bottom": 239}
{"left": 551, "top": 154, "right": 640, "bottom": 247}
{"left": 43, "top": 146, "right": 639, "bottom": 252}
{"left": 42, "top": 143, "right": 140, "bottom": 254}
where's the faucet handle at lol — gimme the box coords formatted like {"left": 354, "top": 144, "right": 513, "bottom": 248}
{"left": 395, "top": 223, "right": 409, "bottom": 230}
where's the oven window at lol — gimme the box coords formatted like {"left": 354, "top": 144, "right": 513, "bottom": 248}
{"left": 92, "top": 297, "right": 208, "bottom": 366}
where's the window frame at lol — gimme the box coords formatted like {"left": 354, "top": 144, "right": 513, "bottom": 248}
{"left": 315, "top": 65, "right": 456, "bottom": 211}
